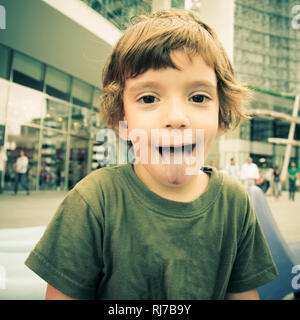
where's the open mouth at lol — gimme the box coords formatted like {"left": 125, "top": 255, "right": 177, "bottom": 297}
{"left": 156, "top": 144, "right": 196, "bottom": 156}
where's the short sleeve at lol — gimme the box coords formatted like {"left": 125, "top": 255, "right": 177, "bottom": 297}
{"left": 25, "top": 189, "right": 104, "bottom": 299}
{"left": 226, "top": 197, "right": 278, "bottom": 293}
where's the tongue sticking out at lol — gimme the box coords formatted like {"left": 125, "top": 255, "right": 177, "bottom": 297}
{"left": 160, "top": 145, "right": 194, "bottom": 185}
{"left": 164, "top": 162, "right": 186, "bottom": 185}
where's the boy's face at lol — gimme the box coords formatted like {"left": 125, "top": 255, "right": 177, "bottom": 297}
{"left": 122, "top": 50, "right": 222, "bottom": 189}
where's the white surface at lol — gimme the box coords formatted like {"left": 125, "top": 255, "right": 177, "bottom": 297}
{"left": 0, "top": 227, "right": 47, "bottom": 300}
{"left": 43, "top": 0, "right": 122, "bottom": 46}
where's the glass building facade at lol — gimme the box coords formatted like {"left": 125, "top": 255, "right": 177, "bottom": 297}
{"left": 81, "top": 0, "right": 185, "bottom": 30}
{"left": 0, "top": 43, "right": 111, "bottom": 192}
{"left": 81, "top": 0, "right": 152, "bottom": 30}
{"left": 233, "top": 0, "right": 300, "bottom": 169}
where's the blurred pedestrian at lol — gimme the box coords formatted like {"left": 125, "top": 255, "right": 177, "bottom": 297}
{"left": 55, "top": 158, "right": 64, "bottom": 191}
{"left": 287, "top": 162, "right": 299, "bottom": 201}
{"left": 0, "top": 145, "right": 7, "bottom": 194}
{"left": 240, "top": 157, "right": 260, "bottom": 188}
{"left": 263, "top": 168, "right": 273, "bottom": 195}
{"left": 14, "top": 149, "right": 30, "bottom": 195}
{"left": 272, "top": 166, "right": 281, "bottom": 199}
{"left": 225, "top": 157, "right": 240, "bottom": 180}
{"left": 256, "top": 171, "right": 264, "bottom": 190}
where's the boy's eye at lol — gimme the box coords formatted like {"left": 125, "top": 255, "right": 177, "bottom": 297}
{"left": 189, "top": 94, "right": 210, "bottom": 103}
{"left": 138, "top": 95, "right": 158, "bottom": 104}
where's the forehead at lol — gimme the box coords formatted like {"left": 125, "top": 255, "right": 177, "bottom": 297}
{"left": 124, "top": 51, "right": 217, "bottom": 91}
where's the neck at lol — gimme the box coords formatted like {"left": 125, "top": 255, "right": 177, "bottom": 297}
{"left": 133, "top": 163, "right": 210, "bottom": 202}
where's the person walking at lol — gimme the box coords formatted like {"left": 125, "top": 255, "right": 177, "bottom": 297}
{"left": 287, "top": 162, "right": 299, "bottom": 201}
{"left": 0, "top": 145, "right": 7, "bottom": 194}
{"left": 272, "top": 166, "right": 281, "bottom": 199}
{"left": 263, "top": 168, "right": 273, "bottom": 195}
{"left": 240, "top": 157, "right": 260, "bottom": 188}
{"left": 14, "top": 149, "right": 30, "bottom": 195}
{"left": 225, "top": 157, "right": 240, "bottom": 181}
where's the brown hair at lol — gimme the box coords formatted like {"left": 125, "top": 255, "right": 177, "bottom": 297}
{"left": 100, "top": 8, "right": 251, "bottom": 132}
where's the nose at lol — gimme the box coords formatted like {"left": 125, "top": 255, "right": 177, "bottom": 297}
{"left": 162, "top": 99, "right": 190, "bottom": 129}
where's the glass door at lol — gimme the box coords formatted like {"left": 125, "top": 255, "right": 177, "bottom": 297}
{"left": 4, "top": 83, "right": 45, "bottom": 192}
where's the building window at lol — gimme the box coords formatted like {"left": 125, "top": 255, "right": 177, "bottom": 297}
{"left": 274, "top": 119, "right": 289, "bottom": 139}
{"left": 12, "top": 52, "right": 44, "bottom": 91}
{"left": 45, "top": 66, "right": 71, "bottom": 101}
{"left": 294, "top": 124, "right": 300, "bottom": 140}
{"left": 13, "top": 70, "right": 43, "bottom": 91}
{"left": 46, "top": 85, "right": 70, "bottom": 101}
{"left": 71, "top": 78, "right": 93, "bottom": 108}
{"left": 250, "top": 117, "right": 273, "bottom": 142}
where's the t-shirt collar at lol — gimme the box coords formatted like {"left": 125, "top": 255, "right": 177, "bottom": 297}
{"left": 120, "top": 164, "right": 223, "bottom": 218}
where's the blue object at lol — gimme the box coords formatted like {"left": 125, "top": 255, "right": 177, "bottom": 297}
{"left": 247, "top": 186, "right": 300, "bottom": 300}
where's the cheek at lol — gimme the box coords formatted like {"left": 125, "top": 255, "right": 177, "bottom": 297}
{"left": 197, "top": 115, "right": 219, "bottom": 135}
{"left": 126, "top": 112, "right": 158, "bottom": 138}
{"left": 199, "top": 118, "right": 220, "bottom": 152}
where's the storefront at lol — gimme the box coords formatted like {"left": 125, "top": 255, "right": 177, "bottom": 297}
{"left": 0, "top": 78, "right": 109, "bottom": 192}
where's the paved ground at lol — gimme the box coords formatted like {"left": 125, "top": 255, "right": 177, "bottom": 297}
{"left": 0, "top": 190, "right": 67, "bottom": 229}
{"left": 266, "top": 191, "right": 300, "bottom": 244}
{"left": 0, "top": 188, "right": 299, "bottom": 299}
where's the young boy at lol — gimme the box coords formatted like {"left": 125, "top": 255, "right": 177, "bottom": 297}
{"left": 25, "top": 9, "right": 278, "bottom": 300}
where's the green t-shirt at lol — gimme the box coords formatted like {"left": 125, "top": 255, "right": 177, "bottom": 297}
{"left": 25, "top": 164, "right": 278, "bottom": 300}
{"left": 288, "top": 167, "right": 299, "bottom": 182}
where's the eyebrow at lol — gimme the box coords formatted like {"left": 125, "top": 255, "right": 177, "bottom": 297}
{"left": 126, "top": 80, "right": 217, "bottom": 94}
{"left": 126, "top": 81, "right": 162, "bottom": 94}
{"left": 187, "top": 80, "right": 217, "bottom": 90}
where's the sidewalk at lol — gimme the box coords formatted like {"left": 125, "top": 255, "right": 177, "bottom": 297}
{"left": 0, "top": 190, "right": 67, "bottom": 229}
{"left": 265, "top": 191, "right": 300, "bottom": 244}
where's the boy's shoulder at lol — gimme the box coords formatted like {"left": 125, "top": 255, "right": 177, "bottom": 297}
{"left": 75, "top": 164, "right": 129, "bottom": 189}
{"left": 214, "top": 168, "right": 249, "bottom": 203}
{"left": 71, "top": 164, "right": 130, "bottom": 207}
{"left": 212, "top": 169, "right": 255, "bottom": 227}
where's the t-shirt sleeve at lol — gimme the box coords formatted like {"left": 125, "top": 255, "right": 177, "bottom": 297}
{"left": 25, "top": 188, "right": 104, "bottom": 299}
{"left": 226, "top": 196, "right": 278, "bottom": 293}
